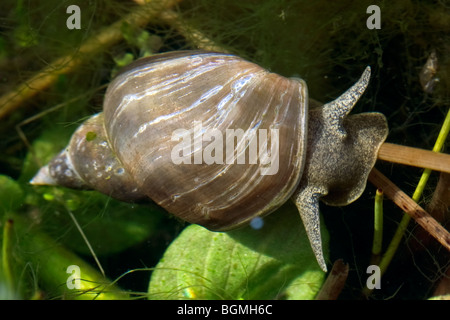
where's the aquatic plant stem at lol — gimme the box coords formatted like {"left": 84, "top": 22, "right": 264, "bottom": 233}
{"left": 371, "top": 189, "right": 384, "bottom": 265}
{"left": 11, "top": 214, "right": 127, "bottom": 299}
{"left": 383, "top": 108, "right": 450, "bottom": 272}
{"left": 1, "top": 219, "right": 14, "bottom": 293}
{"left": 366, "top": 108, "right": 450, "bottom": 296}
{"left": 369, "top": 169, "right": 450, "bottom": 252}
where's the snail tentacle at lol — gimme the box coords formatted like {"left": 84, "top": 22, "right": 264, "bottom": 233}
{"left": 322, "top": 66, "right": 371, "bottom": 138}
{"left": 292, "top": 184, "right": 328, "bottom": 272}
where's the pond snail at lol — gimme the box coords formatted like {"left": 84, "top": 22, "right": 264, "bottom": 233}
{"left": 31, "top": 50, "right": 388, "bottom": 272}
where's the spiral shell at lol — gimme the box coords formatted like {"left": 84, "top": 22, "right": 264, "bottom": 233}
{"left": 31, "top": 51, "right": 389, "bottom": 271}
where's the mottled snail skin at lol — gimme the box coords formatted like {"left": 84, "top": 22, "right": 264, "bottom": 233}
{"left": 31, "top": 51, "right": 388, "bottom": 272}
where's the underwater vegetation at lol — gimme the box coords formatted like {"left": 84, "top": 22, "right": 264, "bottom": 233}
{"left": 0, "top": 0, "right": 449, "bottom": 300}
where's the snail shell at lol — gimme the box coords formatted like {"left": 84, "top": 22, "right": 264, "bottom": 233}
{"left": 31, "top": 51, "right": 388, "bottom": 271}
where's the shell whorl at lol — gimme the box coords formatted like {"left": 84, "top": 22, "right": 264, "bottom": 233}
{"left": 30, "top": 113, "right": 147, "bottom": 202}
{"left": 102, "top": 51, "right": 308, "bottom": 230}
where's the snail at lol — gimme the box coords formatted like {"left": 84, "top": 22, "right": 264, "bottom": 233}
{"left": 31, "top": 50, "right": 388, "bottom": 272}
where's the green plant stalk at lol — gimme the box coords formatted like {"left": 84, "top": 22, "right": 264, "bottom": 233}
{"left": 363, "top": 108, "right": 450, "bottom": 298}
{"left": 371, "top": 189, "right": 384, "bottom": 263}
{"left": 379, "top": 108, "right": 450, "bottom": 277}
{"left": 1, "top": 219, "right": 14, "bottom": 292}
{"left": 11, "top": 214, "right": 128, "bottom": 300}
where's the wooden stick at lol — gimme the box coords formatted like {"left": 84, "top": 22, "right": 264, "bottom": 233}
{"left": 315, "top": 259, "right": 349, "bottom": 300}
{"left": 377, "top": 142, "right": 450, "bottom": 174}
{"left": 368, "top": 168, "right": 450, "bottom": 252}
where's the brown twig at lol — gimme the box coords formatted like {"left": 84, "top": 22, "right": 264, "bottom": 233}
{"left": 315, "top": 259, "right": 349, "bottom": 300}
{"left": 378, "top": 142, "right": 450, "bottom": 174}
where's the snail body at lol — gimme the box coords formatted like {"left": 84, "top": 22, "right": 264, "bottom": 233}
{"left": 31, "top": 51, "right": 388, "bottom": 271}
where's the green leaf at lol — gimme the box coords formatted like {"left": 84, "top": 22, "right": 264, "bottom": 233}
{"left": 148, "top": 201, "right": 329, "bottom": 300}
